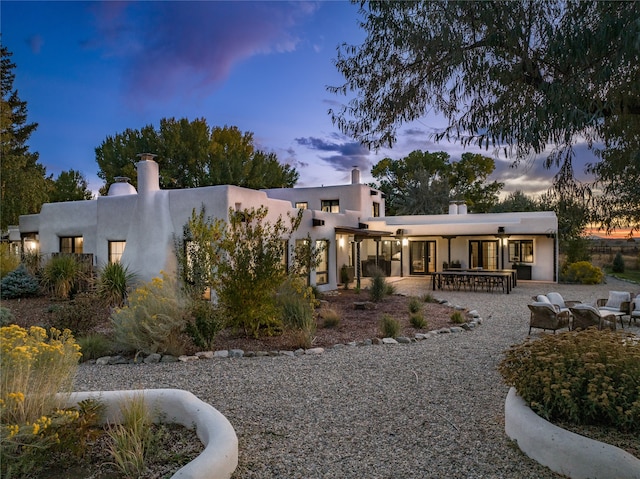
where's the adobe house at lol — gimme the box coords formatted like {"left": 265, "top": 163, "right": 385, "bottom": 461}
{"left": 17, "top": 154, "right": 558, "bottom": 290}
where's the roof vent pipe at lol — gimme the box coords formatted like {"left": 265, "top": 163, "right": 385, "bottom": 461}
{"left": 351, "top": 167, "right": 360, "bottom": 185}
{"left": 458, "top": 202, "right": 467, "bottom": 215}
{"left": 448, "top": 202, "right": 458, "bottom": 215}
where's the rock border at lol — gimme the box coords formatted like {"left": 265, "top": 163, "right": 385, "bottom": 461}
{"left": 505, "top": 387, "right": 640, "bottom": 479}
{"left": 61, "top": 389, "right": 238, "bottom": 479}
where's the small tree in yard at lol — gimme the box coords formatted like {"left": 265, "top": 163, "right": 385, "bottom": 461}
{"left": 290, "top": 234, "right": 324, "bottom": 287}
{"left": 612, "top": 251, "right": 625, "bottom": 273}
{"left": 218, "top": 207, "right": 302, "bottom": 338}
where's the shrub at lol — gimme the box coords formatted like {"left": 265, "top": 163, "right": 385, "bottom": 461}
{"left": 340, "top": 264, "right": 351, "bottom": 289}
{"left": 320, "top": 308, "right": 341, "bottom": 328}
{"left": 0, "top": 306, "right": 14, "bottom": 326}
{"left": 0, "top": 264, "right": 41, "bottom": 299}
{"left": 450, "top": 311, "right": 465, "bottom": 324}
{"left": 379, "top": 314, "right": 401, "bottom": 338}
{"left": 498, "top": 330, "right": 640, "bottom": 432}
{"left": 422, "top": 292, "right": 437, "bottom": 303}
{"left": 409, "top": 312, "right": 427, "bottom": 329}
{"left": 97, "top": 262, "right": 138, "bottom": 307}
{"left": 408, "top": 297, "right": 422, "bottom": 314}
{"left": 110, "top": 274, "right": 190, "bottom": 356}
{"left": 185, "top": 300, "right": 225, "bottom": 351}
{"left": 277, "top": 277, "right": 316, "bottom": 349}
{"left": 561, "top": 261, "right": 604, "bottom": 284}
{"left": 369, "top": 268, "right": 389, "bottom": 302}
{"left": 0, "top": 243, "right": 20, "bottom": 279}
{"left": 41, "top": 255, "right": 82, "bottom": 299}
{"left": 77, "top": 333, "right": 113, "bottom": 361}
{"left": 50, "top": 291, "right": 109, "bottom": 336}
{"left": 612, "top": 251, "right": 625, "bottom": 273}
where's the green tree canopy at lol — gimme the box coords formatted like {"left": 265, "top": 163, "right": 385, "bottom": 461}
{"left": 48, "top": 169, "right": 93, "bottom": 202}
{"left": 0, "top": 45, "right": 49, "bottom": 229}
{"left": 371, "top": 150, "right": 503, "bottom": 215}
{"left": 96, "top": 119, "right": 298, "bottom": 195}
{"left": 330, "top": 1, "right": 640, "bottom": 232}
{"left": 490, "top": 191, "right": 543, "bottom": 213}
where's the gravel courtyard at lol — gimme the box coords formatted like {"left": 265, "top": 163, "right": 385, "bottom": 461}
{"left": 73, "top": 277, "right": 640, "bottom": 478}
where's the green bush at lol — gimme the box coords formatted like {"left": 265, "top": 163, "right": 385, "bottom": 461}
{"left": 561, "top": 261, "right": 604, "bottom": 284}
{"left": 277, "top": 277, "right": 316, "bottom": 349}
{"left": 0, "top": 307, "right": 14, "bottom": 326}
{"left": 77, "top": 333, "right": 113, "bottom": 361}
{"left": 409, "top": 312, "right": 427, "bottom": 329}
{"left": 450, "top": 311, "right": 465, "bottom": 324}
{"left": 408, "top": 298, "right": 422, "bottom": 314}
{"left": 0, "top": 264, "right": 41, "bottom": 299}
{"left": 612, "top": 251, "right": 625, "bottom": 273}
{"left": 340, "top": 264, "right": 351, "bottom": 289}
{"left": 0, "top": 243, "right": 20, "bottom": 279}
{"left": 320, "top": 308, "right": 341, "bottom": 328}
{"left": 369, "top": 268, "right": 389, "bottom": 302}
{"left": 50, "top": 292, "right": 109, "bottom": 336}
{"left": 111, "top": 274, "right": 190, "bottom": 356}
{"left": 422, "top": 292, "right": 437, "bottom": 303}
{"left": 41, "top": 255, "right": 82, "bottom": 300}
{"left": 379, "top": 314, "right": 401, "bottom": 338}
{"left": 97, "top": 262, "right": 137, "bottom": 307}
{"left": 499, "top": 330, "right": 640, "bottom": 432}
{"left": 185, "top": 300, "right": 225, "bottom": 351}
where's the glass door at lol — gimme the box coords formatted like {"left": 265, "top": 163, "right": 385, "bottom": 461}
{"left": 469, "top": 240, "right": 498, "bottom": 269}
{"left": 409, "top": 241, "right": 436, "bottom": 275}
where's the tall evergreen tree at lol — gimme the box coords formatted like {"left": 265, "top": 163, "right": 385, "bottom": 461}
{"left": 48, "top": 169, "right": 93, "bottom": 202}
{"left": 0, "top": 44, "right": 49, "bottom": 229}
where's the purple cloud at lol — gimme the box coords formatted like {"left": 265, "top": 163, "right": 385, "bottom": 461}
{"left": 295, "top": 136, "right": 371, "bottom": 172}
{"left": 90, "top": 2, "right": 317, "bottom": 106}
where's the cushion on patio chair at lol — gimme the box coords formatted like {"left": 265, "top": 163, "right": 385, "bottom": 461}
{"left": 601, "top": 291, "right": 631, "bottom": 311}
{"left": 631, "top": 295, "right": 640, "bottom": 323}
{"left": 569, "top": 304, "right": 616, "bottom": 331}
{"left": 528, "top": 302, "right": 570, "bottom": 334}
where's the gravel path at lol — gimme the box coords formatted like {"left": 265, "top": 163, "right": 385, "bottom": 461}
{"left": 73, "top": 277, "right": 639, "bottom": 478}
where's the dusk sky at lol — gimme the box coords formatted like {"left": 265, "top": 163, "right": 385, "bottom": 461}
{"left": 2, "top": 1, "right": 598, "bottom": 197}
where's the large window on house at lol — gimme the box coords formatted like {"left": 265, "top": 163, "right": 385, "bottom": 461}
{"left": 509, "top": 240, "right": 534, "bottom": 263}
{"left": 108, "top": 241, "right": 126, "bottom": 263}
{"left": 321, "top": 199, "right": 339, "bottom": 213}
{"left": 60, "top": 236, "right": 83, "bottom": 254}
{"left": 372, "top": 202, "right": 380, "bottom": 217}
{"left": 469, "top": 240, "right": 498, "bottom": 269}
{"left": 295, "top": 202, "right": 308, "bottom": 210}
{"left": 315, "top": 240, "right": 329, "bottom": 285}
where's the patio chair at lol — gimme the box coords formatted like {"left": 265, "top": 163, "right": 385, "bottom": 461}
{"left": 546, "top": 292, "right": 581, "bottom": 314}
{"left": 631, "top": 294, "right": 640, "bottom": 326}
{"left": 527, "top": 302, "right": 570, "bottom": 335}
{"left": 596, "top": 291, "right": 631, "bottom": 327}
{"left": 569, "top": 304, "right": 617, "bottom": 331}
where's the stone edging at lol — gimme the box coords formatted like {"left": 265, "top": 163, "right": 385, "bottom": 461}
{"left": 60, "top": 389, "right": 238, "bottom": 479}
{"left": 91, "top": 301, "right": 483, "bottom": 365}
{"left": 505, "top": 387, "right": 640, "bottom": 479}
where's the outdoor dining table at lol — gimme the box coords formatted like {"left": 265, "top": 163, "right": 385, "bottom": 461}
{"left": 431, "top": 269, "right": 515, "bottom": 294}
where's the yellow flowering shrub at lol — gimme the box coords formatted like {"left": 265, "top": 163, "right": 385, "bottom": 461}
{"left": 499, "top": 329, "right": 640, "bottom": 432}
{"left": 111, "top": 273, "right": 190, "bottom": 355}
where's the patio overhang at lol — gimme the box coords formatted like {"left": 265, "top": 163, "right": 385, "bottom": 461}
{"left": 334, "top": 226, "right": 393, "bottom": 241}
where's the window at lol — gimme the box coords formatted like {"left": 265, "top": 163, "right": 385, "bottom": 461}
{"left": 372, "top": 202, "right": 380, "bottom": 217}
{"left": 469, "top": 240, "right": 498, "bottom": 269}
{"left": 108, "top": 241, "right": 126, "bottom": 263}
{"left": 321, "top": 199, "right": 339, "bottom": 213}
{"left": 295, "top": 202, "right": 308, "bottom": 210}
{"left": 315, "top": 240, "right": 329, "bottom": 284}
{"left": 509, "top": 240, "right": 534, "bottom": 263}
{"left": 60, "top": 236, "right": 83, "bottom": 254}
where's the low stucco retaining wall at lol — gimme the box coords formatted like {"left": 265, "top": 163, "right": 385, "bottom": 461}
{"left": 505, "top": 387, "right": 640, "bottom": 479}
{"left": 62, "top": 388, "right": 238, "bottom": 479}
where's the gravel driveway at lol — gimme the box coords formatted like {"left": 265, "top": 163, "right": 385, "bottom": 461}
{"left": 73, "top": 277, "right": 639, "bottom": 478}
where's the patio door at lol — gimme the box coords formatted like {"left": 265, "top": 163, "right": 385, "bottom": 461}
{"left": 469, "top": 240, "right": 498, "bottom": 269}
{"left": 410, "top": 241, "right": 436, "bottom": 275}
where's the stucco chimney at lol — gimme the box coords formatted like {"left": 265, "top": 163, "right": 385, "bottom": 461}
{"left": 351, "top": 166, "right": 360, "bottom": 184}
{"left": 136, "top": 153, "right": 160, "bottom": 195}
{"left": 458, "top": 202, "right": 468, "bottom": 214}
{"left": 448, "top": 202, "right": 458, "bottom": 215}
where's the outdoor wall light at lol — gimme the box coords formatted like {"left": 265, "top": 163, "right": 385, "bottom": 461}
{"left": 402, "top": 238, "right": 408, "bottom": 246}
{"left": 498, "top": 226, "right": 505, "bottom": 234}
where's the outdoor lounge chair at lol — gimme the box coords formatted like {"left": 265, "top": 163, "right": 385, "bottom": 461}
{"left": 527, "top": 302, "right": 570, "bottom": 335}
{"left": 631, "top": 295, "right": 640, "bottom": 326}
{"left": 569, "top": 304, "right": 617, "bottom": 331}
{"left": 546, "top": 292, "right": 581, "bottom": 313}
{"left": 596, "top": 291, "right": 631, "bottom": 327}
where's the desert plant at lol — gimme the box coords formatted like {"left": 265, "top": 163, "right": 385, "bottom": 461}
{"left": 408, "top": 297, "right": 422, "bottom": 314}
{"left": 320, "top": 308, "right": 341, "bottom": 328}
{"left": 340, "top": 264, "right": 351, "bottom": 289}
{"left": 41, "top": 255, "right": 82, "bottom": 299}
{"left": 97, "top": 262, "right": 138, "bottom": 307}
{"left": 369, "top": 268, "right": 389, "bottom": 302}
{"left": 277, "top": 277, "right": 316, "bottom": 349}
{"left": 409, "top": 312, "right": 427, "bottom": 329}
{"left": 499, "top": 329, "right": 640, "bottom": 432}
{"left": 561, "top": 261, "right": 604, "bottom": 284}
{"left": 379, "top": 314, "right": 401, "bottom": 338}
{"left": 185, "top": 300, "right": 225, "bottom": 351}
{"left": 0, "top": 243, "right": 20, "bottom": 279}
{"left": 450, "top": 310, "right": 465, "bottom": 324}
{"left": 106, "top": 393, "right": 154, "bottom": 478}
{"left": 77, "top": 333, "right": 113, "bottom": 361}
{"left": 0, "top": 306, "right": 14, "bottom": 326}
{"left": 612, "top": 251, "right": 625, "bottom": 273}
{"left": 0, "top": 264, "right": 41, "bottom": 299}
{"left": 422, "top": 292, "right": 437, "bottom": 303}
{"left": 50, "top": 291, "right": 109, "bottom": 336}
{"left": 110, "top": 274, "right": 190, "bottom": 356}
